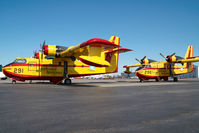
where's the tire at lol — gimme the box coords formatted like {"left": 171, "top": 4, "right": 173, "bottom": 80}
{"left": 155, "top": 77, "right": 161, "bottom": 82}
{"left": 12, "top": 80, "right": 16, "bottom": 84}
{"left": 173, "top": 77, "right": 178, "bottom": 82}
{"left": 64, "top": 79, "right": 72, "bottom": 85}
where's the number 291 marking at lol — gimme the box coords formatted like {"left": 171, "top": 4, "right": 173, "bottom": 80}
{"left": 14, "top": 68, "right": 24, "bottom": 73}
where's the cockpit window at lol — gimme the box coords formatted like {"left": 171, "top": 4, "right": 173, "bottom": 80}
{"left": 144, "top": 65, "right": 152, "bottom": 68}
{"left": 136, "top": 65, "right": 145, "bottom": 71}
{"left": 136, "top": 65, "right": 152, "bottom": 71}
{"left": 0, "top": 65, "right": 2, "bottom": 72}
{"left": 14, "top": 59, "right": 27, "bottom": 64}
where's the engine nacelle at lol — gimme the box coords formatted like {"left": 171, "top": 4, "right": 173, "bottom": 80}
{"left": 44, "top": 45, "right": 67, "bottom": 56}
{"left": 142, "top": 59, "right": 149, "bottom": 64}
{"left": 167, "top": 55, "right": 177, "bottom": 62}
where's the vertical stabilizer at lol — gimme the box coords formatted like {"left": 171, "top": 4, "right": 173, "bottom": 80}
{"left": 109, "top": 36, "right": 120, "bottom": 46}
{"left": 184, "top": 45, "right": 193, "bottom": 59}
{"left": 184, "top": 45, "right": 194, "bottom": 72}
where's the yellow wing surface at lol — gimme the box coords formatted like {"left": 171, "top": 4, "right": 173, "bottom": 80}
{"left": 123, "top": 63, "right": 142, "bottom": 68}
{"left": 44, "top": 36, "right": 131, "bottom": 67}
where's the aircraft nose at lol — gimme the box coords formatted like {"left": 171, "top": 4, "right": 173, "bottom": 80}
{"left": 2, "top": 66, "right": 7, "bottom": 72}
{"left": 135, "top": 70, "right": 141, "bottom": 76}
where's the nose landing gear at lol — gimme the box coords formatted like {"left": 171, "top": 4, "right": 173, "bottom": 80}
{"left": 12, "top": 80, "right": 16, "bottom": 84}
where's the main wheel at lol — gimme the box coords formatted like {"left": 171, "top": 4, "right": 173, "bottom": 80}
{"left": 173, "top": 77, "right": 178, "bottom": 82}
{"left": 64, "top": 79, "right": 72, "bottom": 85}
{"left": 155, "top": 77, "right": 161, "bottom": 82}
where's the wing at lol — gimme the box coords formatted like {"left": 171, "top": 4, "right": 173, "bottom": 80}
{"left": 123, "top": 63, "right": 142, "bottom": 68}
{"left": 57, "top": 36, "right": 132, "bottom": 67}
{"left": 59, "top": 38, "right": 120, "bottom": 57}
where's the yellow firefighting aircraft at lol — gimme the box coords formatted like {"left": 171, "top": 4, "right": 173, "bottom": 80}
{"left": 124, "top": 45, "right": 199, "bottom": 82}
{"left": 3, "top": 36, "right": 131, "bottom": 84}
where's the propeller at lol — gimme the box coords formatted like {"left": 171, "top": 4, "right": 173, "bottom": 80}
{"left": 33, "top": 50, "right": 37, "bottom": 58}
{"left": 135, "top": 56, "right": 146, "bottom": 64}
{"left": 160, "top": 52, "right": 175, "bottom": 62}
{"left": 39, "top": 40, "right": 46, "bottom": 53}
{"left": 39, "top": 40, "right": 46, "bottom": 59}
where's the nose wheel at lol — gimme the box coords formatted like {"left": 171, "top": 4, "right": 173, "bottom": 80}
{"left": 12, "top": 80, "right": 16, "bottom": 84}
{"left": 139, "top": 78, "right": 143, "bottom": 82}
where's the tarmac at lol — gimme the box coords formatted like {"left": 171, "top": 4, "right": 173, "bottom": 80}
{"left": 0, "top": 78, "right": 199, "bottom": 133}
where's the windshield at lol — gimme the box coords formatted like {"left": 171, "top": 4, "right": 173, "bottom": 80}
{"left": 14, "top": 59, "right": 27, "bottom": 64}
{"left": 0, "top": 65, "right": 2, "bottom": 72}
{"left": 144, "top": 65, "right": 152, "bottom": 68}
{"left": 136, "top": 65, "right": 145, "bottom": 71}
{"left": 136, "top": 65, "right": 152, "bottom": 71}
{"left": 4, "top": 59, "right": 27, "bottom": 67}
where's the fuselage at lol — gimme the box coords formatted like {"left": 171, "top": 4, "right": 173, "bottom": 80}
{"left": 3, "top": 56, "right": 118, "bottom": 83}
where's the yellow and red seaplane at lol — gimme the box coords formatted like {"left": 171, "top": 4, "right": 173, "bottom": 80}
{"left": 124, "top": 45, "right": 199, "bottom": 82}
{"left": 3, "top": 36, "right": 131, "bottom": 84}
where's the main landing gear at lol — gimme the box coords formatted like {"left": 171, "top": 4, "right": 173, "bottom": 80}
{"left": 64, "top": 78, "right": 72, "bottom": 85}
{"left": 63, "top": 61, "right": 72, "bottom": 85}
{"left": 173, "top": 77, "right": 178, "bottom": 82}
{"left": 155, "top": 77, "right": 161, "bottom": 82}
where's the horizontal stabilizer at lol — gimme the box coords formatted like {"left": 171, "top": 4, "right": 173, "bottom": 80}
{"left": 105, "top": 48, "right": 132, "bottom": 54}
{"left": 79, "top": 56, "right": 110, "bottom": 67}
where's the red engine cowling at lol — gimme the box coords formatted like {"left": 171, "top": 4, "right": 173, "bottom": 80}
{"left": 36, "top": 53, "right": 40, "bottom": 59}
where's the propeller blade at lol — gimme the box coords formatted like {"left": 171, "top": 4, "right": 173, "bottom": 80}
{"left": 135, "top": 58, "right": 141, "bottom": 63}
{"left": 160, "top": 53, "right": 167, "bottom": 60}
{"left": 170, "top": 53, "right": 176, "bottom": 57}
{"left": 43, "top": 40, "right": 46, "bottom": 46}
{"left": 141, "top": 56, "right": 146, "bottom": 61}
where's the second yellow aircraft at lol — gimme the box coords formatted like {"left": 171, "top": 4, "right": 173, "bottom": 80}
{"left": 124, "top": 45, "right": 199, "bottom": 82}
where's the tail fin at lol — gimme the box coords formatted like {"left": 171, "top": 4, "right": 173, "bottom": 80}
{"left": 105, "top": 36, "right": 132, "bottom": 73}
{"left": 184, "top": 45, "right": 194, "bottom": 72}
{"left": 184, "top": 45, "right": 193, "bottom": 59}
{"left": 109, "top": 36, "right": 120, "bottom": 46}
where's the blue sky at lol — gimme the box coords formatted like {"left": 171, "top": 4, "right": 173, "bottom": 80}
{"left": 1, "top": 0, "right": 199, "bottom": 73}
